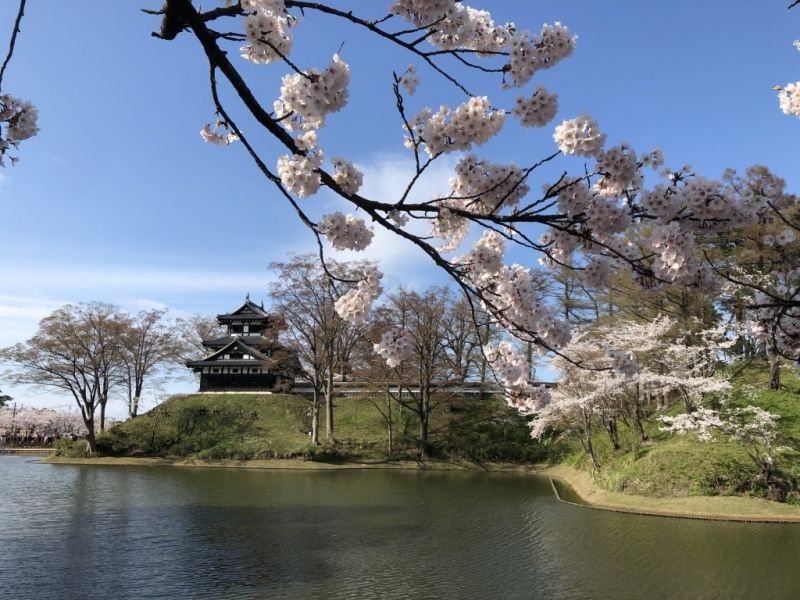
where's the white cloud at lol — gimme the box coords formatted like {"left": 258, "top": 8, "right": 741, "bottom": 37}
{"left": 317, "top": 153, "right": 458, "bottom": 288}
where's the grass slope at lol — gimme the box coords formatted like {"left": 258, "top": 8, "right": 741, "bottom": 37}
{"left": 92, "top": 392, "right": 545, "bottom": 463}
{"left": 557, "top": 361, "right": 800, "bottom": 502}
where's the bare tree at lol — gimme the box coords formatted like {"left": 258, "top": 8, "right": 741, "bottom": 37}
{"left": 173, "top": 314, "right": 226, "bottom": 363}
{"left": 119, "top": 309, "right": 177, "bottom": 419}
{"left": 269, "top": 254, "right": 365, "bottom": 444}
{"left": 1, "top": 303, "right": 128, "bottom": 453}
{"left": 383, "top": 287, "right": 455, "bottom": 459}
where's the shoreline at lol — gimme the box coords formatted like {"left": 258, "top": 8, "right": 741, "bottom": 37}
{"left": 545, "top": 465, "right": 800, "bottom": 523}
{"left": 40, "top": 456, "right": 800, "bottom": 522}
{"left": 42, "top": 455, "right": 539, "bottom": 473}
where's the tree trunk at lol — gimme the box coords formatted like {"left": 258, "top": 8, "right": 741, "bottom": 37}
{"left": 580, "top": 409, "right": 600, "bottom": 474}
{"left": 325, "top": 371, "right": 335, "bottom": 444}
{"left": 418, "top": 412, "right": 430, "bottom": 460}
{"left": 767, "top": 344, "right": 781, "bottom": 390}
{"left": 84, "top": 419, "right": 97, "bottom": 454}
{"left": 99, "top": 402, "right": 106, "bottom": 432}
{"left": 129, "top": 396, "right": 141, "bottom": 419}
{"left": 310, "top": 389, "right": 321, "bottom": 446}
{"left": 604, "top": 416, "right": 620, "bottom": 450}
{"left": 386, "top": 390, "right": 394, "bottom": 456}
{"left": 633, "top": 402, "right": 648, "bottom": 443}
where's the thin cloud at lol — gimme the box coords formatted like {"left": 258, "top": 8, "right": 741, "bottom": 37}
{"left": 315, "top": 153, "right": 458, "bottom": 288}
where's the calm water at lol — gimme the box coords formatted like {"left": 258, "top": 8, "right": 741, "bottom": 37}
{"left": 1, "top": 456, "right": 799, "bottom": 599}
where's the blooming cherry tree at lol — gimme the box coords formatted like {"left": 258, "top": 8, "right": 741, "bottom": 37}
{"left": 529, "top": 317, "right": 733, "bottom": 470}
{"left": 3, "top": 0, "right": 785, "bottom": 387}
{"left": 660, "top": 397, "right": 788, "bottom": 500}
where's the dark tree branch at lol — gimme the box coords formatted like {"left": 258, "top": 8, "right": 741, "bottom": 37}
{"left": 0, "top": 0, "right": 26, "bottom": 92}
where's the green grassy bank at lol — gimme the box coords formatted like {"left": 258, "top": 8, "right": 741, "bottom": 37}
{"left": 67, "top": 392, "right": 544, "bottom": 464}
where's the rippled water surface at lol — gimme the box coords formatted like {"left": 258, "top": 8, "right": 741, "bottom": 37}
{"left": 1, "top": 456, "right": 799, "bottom": 599}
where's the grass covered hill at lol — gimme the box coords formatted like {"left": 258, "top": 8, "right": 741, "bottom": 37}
{"left": 555, "top": 361, "right": 800, "bottom": 502}
{"left": 91, "top": 392, "right": 545, "bottom": 463}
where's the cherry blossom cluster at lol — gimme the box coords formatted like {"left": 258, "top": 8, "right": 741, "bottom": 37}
{"left": 0, "top": 94, "right": 39, "bottom": 167}
{"left": 489, "top": 264, "right": 571, "bottom": 349}
{"left": 200, "top": 122, "right": 238, "bottom": 145}
{"left": 386, "top": 209, "right": 409, "bottom": 227}
{"left": 431, "top": 205, "right": 470, "bottom": 252}
{"left": 406, "top": 96, "right": 505, "bottom": 157}
{"left": 581, "top": 257, "right": 612, "bottom": 288}
{"left": 538, "top": 228, "right": 580, "bottom": 265}
{"left": 240, "top": 0, "right": 296, "bottom": 65}
{"left": 585, "top": 196, "right": 632, "bottom": 236}
{"left": 483, "top": 341, "right": 551, "bottom": 415}
{"left": 762, "top": 228, "right": 797, "bottom": 247}
{"left": 593, "top": 144, "right": 642, "bottom": 196}
{"left": 457, "top": 230, "right": 506, "bottom": 284}
{"left": 334, "top": 266, "right": 383, "bottom": 326}
{"left": 398, "top": 65, "right": 419, "bottom": 95}
{"left": 373, "top": 328, "right": 414, "bottom": 367}
{"left": 318, "top": 212, "right": 374, "bottom": 251}
{"left": 608, "top": 349, "right": 638, "bottom": 378}
{"left": 331, "top": 157, "right": 363, "bottom": 196}
{"left": 390, "top": 1, "right": 510, "bottom": 53}
{"left": 556, "top": 178, "right": 593, "bottom": 217}
{"left": 512, "top": 86, "right": 559, "bottom": 128}
{"left": 0, "top": 405, "right": 86, "bottom": 436}
{"left": 273, "top": 54, "right": 351, "bottom": 131}
{"left": 779, "top": 83, "right": 800, "bottom": 117}
{"left": 649, "top": 222, "right": 702, "bottom": 284}
{"left": 661, "top": 404, "right": 780, "bottom": 468}
{"left": 553, "top": 113, "right": 606, "bottom": 157}
{"left": 659, "top": 407, "right": 725, "bottom": 442}
{"left": 507, "top": 23, "right": 576, "bottom": 88}
{"left": 277, "top": 151, "right": 322, "bottom": 197}
{"left": 449, "top": 154, "right": 529, "bottom": 214}
{"left": 389, "top": 0, "right": 456, "bottom": 30}
{"left": 427, "top": 5, "right": 510, "bottom": 53}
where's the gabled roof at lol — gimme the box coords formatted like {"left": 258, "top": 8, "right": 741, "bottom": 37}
{"left": 217, "top": 296, "right": 269, "bottom": 321}
{"left": 186, "top": 338, "right": 269, "bottom": 368}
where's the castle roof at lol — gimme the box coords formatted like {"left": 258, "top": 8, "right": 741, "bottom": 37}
{"left": 216, "top": 296, "right": 270, "bottom": 321}
{"left": 186, "top": 338, "right": 270, "bottom": 369}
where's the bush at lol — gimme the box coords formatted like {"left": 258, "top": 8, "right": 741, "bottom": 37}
{"left": 54, "top": 437, "right": 92, "bottom": 457}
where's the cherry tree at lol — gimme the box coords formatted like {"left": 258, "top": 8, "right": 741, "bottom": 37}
{"left": 529, "top": 316, "right": 732, "bottom": 471}
{"left": 660, "top": 397, "right": 789, "bottom": 500}
{"left": 4, "top": 0, "right": 798, "bottom": 409}
{"left": 0, "top": 405, "right": 87, "bottom": 444}
{"left": 135, "top": 0, "right": 800, "bottom": 396}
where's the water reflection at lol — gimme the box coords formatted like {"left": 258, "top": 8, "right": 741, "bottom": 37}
{"left": 1, "top": 457, "right": 799, "bottom": 600}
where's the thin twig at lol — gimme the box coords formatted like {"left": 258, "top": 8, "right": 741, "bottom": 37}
{"left": 0, "top": 0, "right": 27, "bottom": 92}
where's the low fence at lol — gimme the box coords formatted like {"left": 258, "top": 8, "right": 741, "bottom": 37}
{"left": 0, "top": 447, "right": 57, "bottom": 456}
{"left": 291, "top": 380, "right": 556, "bottom": 399}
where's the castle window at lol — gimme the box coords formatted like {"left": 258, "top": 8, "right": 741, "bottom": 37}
{"left": 232, "top": 368, "right": 240, "bottom": 374}
{"left": 212, "top": 368, "right": 220, "bottom": 373}
{"left": 251, "top": 368, "right": 259, "bottom": 373}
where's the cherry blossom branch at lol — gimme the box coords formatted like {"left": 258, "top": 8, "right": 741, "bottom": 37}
{"left": 283, "top": 1, "right": 477, "bottom": 96}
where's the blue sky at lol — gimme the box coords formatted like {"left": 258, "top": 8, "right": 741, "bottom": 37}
{"left": 1, "top": 1, "right": 798, "bottom": 412}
